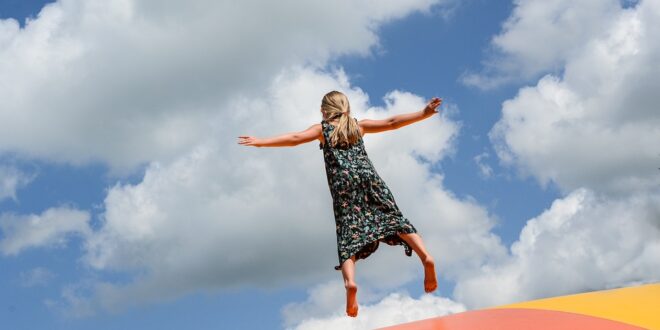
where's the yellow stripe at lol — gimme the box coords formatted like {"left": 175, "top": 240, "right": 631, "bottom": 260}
{"left": 491, "top": 282, "right": 660, "bottom": 329}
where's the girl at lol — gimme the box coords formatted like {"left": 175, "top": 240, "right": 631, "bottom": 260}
{"left": 238, "top": 91, "right": 441, "bottom": 317}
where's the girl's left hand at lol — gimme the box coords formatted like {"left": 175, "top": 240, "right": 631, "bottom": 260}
{"left": 238, "top": 136, "right": 261, "bottom": 147}
{"left": 423, "top": 97, "right": 442, "bottom": 115}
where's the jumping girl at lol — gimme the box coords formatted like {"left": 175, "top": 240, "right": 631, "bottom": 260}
{"left": 238, "top": 91, "right": 441, "bottom": 317}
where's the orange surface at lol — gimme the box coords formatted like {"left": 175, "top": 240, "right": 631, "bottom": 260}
{"left": 377, "top": 308, "right": 646, "bottom": 330}
{"left": 493, "top": 283, "right": 660, "bottom": 329}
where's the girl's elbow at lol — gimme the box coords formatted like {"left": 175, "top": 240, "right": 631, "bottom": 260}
{"left": 387, "top": 119, "right": 400, "bottom": 130}
{"left": 290, "top": 135, "right": 303, "bottom": 146}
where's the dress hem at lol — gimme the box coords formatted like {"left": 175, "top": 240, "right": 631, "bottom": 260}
{"left": 333, "top": 225, "right": 418, "bottom": 271}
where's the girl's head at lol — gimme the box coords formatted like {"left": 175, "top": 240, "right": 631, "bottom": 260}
{"left": 320, "top": 91, "right": 361, "bottom": 148}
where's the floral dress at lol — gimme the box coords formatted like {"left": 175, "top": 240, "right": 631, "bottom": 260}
{"left": 319, "top": 118, "right": 418, "bottom": 271}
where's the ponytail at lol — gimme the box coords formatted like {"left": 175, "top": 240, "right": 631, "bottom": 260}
{"left": 321, "top": 91, "right": 361, "bottom": 148}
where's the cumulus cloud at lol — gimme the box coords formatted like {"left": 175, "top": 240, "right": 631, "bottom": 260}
{"left": 0, "top": 165, "right": 34, "bottom": 201}
{"left": 0, "top": 0, "right": 444, "bottom": 171}
{"left": 462, "top": 0, "right": 625, "bottom": 88}
{"left": 286, "top": 288, "right": 465, "bottom": 330}
{"left": 69, "top": 67, "right": 505, "bottom": 313}
{"left": 454, "top": 189, "right": 660, "bottom": 308}
{"left": 0, "top": 206, "right": 91, "bottom": 256}
{"left": 490, "top": 0, "right": 660, "bottom": 194}
{"left": 452, "top": 0, "right": 660, "bottom": 310}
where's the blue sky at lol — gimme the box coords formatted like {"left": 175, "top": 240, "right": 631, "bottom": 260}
{"left": 1, "top": 1, "right": 658, "bottom": 329}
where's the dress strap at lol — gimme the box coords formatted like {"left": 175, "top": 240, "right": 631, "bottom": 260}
{"left": 354, "top": 117, "right": 364, "bottom": 142}
{"left": 319, "top": 120, "right": 330, "bottom": 149}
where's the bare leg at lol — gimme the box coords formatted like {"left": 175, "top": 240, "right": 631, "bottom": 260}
{"left": 398, "top": 232, "right": 437, "bottom": 293}
{"left": 341, "top": 255, "right": 359, "bottom": 317}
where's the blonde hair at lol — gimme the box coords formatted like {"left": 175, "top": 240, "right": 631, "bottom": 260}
{"left": 321, "top": 91, "right": 361, "bottom": 148}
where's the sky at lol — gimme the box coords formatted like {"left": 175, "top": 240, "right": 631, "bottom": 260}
{"left": 0, "top": 0, "right": 659, "bottom": 329}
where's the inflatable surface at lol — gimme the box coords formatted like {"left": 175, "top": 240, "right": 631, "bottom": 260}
{"left": 378, "top": 282, "right": 660, "bottom": 330}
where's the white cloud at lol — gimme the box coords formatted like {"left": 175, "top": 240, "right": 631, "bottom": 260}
{"left": 0, "top": 0, "right": 445, "bottom": 171}
{"left": 454, "top": 188, "right": 660, "bottom": 308}
{"left": 286, "top": 289, "right": 465, "bottom": 330}
{"left": 0, "top": 207, "right": 91, "bottom": 256}
{"left": 490, "top": 0, "right": 660, "bottom": 194}
{"left": 462, "top": 0, "right": 625, "bottom": 88}
{"left": 0, "top": 165, "right": 34, "bottom": 201}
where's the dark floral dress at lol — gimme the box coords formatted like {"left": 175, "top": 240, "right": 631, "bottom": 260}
{"left": 319, "top": 118, "right": 418, "bottom": 271}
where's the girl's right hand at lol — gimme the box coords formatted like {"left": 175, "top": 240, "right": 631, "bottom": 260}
{"left": 238, "top": 136, "right": 261, "bottom": 147}
{"left": 423, "top": 97, "right": 442, "bottom": 115}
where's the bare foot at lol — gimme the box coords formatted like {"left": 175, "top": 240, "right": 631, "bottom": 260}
{"left": 423, "top": 256, "right": 438, "bottom": 293}
{"left": 345, "top": 282, "right": 359, "bottom": 317}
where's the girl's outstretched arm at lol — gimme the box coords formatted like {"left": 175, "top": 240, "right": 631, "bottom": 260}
{"left": 238, "top": 124, "right": 322, "bottom": 147}
{"left": 360, "top": 97, "right": 442, "bottom": 134}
